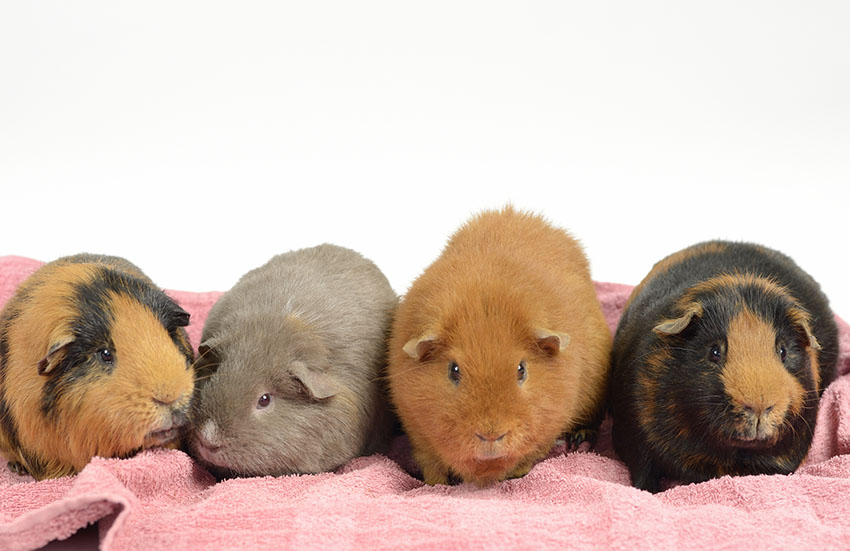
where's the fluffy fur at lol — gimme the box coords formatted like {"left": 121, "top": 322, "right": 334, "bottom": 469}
{"left": 188, "top": 244, "right": 398, "bottom": 477}
{"left": 0, "top": 254, "right": 195, "bottom": 480}
{"left": 610, "top": 241, "right": 839, "bottom": 493}
{"left": 388, "top": 206, "right": 612, "bottom": 486}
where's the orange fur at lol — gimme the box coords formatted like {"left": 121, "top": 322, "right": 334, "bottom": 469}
{"left": 635, "top": 347, "right": 670, "bottom": 438}
{"left": 388, "top": 206, "right": 612, "bottom": 486}
{"left": 0, "top": 257, "right": 194, "bottom": 479}
{"left": 720, "top": 308, "right": 805, "bottom": 442}
{"left": 679, "top": 272, "right": 789, "bottom": 307}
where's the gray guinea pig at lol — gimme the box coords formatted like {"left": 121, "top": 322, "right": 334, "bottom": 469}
{"left": 189, "top": 244, "right": 398, "bottom": 477}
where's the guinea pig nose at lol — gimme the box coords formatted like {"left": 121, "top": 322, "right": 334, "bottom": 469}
{"left": 475, "top": 432, "right": 508, "bottom": 443}
{"left": 201, "top": 440, "right": 222, "bottom": 453}
{"left": 196, "top": 432, "right": 222, "bottom": 452}
{"left": 171, "top": 408, "right": 188, "bottom": 428}
{"left": 742, "top": 403, "right": 775, "bottom": 416}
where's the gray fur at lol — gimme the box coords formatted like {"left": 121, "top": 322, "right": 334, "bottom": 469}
{"left": 189, "top": 244, "right": 398, "bottom": 477}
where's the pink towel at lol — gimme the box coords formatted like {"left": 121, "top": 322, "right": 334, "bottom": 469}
{"left": 2, "top": 257, "right": 850, "bottom": 551}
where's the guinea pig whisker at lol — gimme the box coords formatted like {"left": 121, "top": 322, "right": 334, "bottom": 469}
{"left": 793, "top": 411, "right": 814, "bottom": 433}
{"left": 621, "top": 347, "right": 662, "bottom": 363}
{"left": 193, "top": 363, "right": 220, "bottom": 371}
{"left": 781, "top": 418, "right": 801, "bottom": 444}
{"left": 193, "top": 370, "right": 220, "bottom": 382}
{"left": 190, "top": 344, "right": 222, "bottom": 369}
{"left": 688, "top": 394, "right": 726, "bottom": 405}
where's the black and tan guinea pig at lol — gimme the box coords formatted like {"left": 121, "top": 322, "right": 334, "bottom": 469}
{"left": 0, "top": 254, "right": 195, "bottom": 480}
{"left": 610, "top": 241, "right": 839, "bottom": 493}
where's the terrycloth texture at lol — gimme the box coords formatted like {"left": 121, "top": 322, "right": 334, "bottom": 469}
{"left": 2, "top": 256, "right": 850, "bottom": 551}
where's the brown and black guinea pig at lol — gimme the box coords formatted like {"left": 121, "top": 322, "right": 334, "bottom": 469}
{"left": 0, "top": 254, "right": 195, "bottom": 480}
{"left": 388, "top": 206, "right": 612, "bottom": 486}
{"left": 610, "top": 241, "right": 839, "bottom": 493}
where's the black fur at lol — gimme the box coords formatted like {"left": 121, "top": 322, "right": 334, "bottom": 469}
{"left": 0, "top": 294, "right": 30, "bottom": 387}
{"left": 0, "top": 287, "right": 39, "bottom": 457}
{"left": 0, "top": 311, "right": 20, "bottom": 450}
{"left": 0, "top": 323, "right": 9, "bottom": 387}
{"left": 0, "top": 397, "right": 20, "bottom": 452}
{"left": 610, "top": 241, "right": 839, "bottom": 493}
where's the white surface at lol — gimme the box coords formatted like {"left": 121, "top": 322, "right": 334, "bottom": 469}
{"left": 1, "top": 2, "right": 848, "bottom": 316}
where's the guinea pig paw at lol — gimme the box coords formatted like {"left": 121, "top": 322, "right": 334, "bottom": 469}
{"left": 7, "top": 461, "right": 30, "bottom": 476}
{"left": 446, "top": 472, "right": 464, "bottom": 486}
{"left": 566, "top": 428, "right": 598, "bottom": 451}
{"left": 506, "top": 462, "right": 534, "bottom": 480}
{"left": 422, "top": 469, "right": 451, "bottom": 486}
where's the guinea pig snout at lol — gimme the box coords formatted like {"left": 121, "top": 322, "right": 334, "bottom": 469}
{"left": 194, "top": 420, "right": 224, "bottom": 452}
{"left": 157, "top": 405, "right": 188, "bottom": 430}
{"left": 720, "top": 309, "right": 801, "bottom": 446}
{"left": 473, "top": 430, "right": 510, "bottom": 459}
{"left": 153, "top": 393, "right": 191, "bottom": 425}
{"left": 193, "top": 420, "right": 228, "bottom": 466}
{"left": 153, "top": 391, "right": 187, "bottom": 408}
{"left": 722, "top": 363, "right": 796, "bottom": 446}
{"left": 169, "top": 407, "right": 189, "bottom": 430}
{"left": 475, "top": 431, "right": 507, "bottom": 443}
{"left": 731, "top": 400, "right": 786, "bottom": 444}
{"left": 144, "top": 402, "right": 190, "bottom": 446}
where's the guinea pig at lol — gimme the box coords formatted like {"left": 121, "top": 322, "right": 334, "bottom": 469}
{"left": 388, "top": 206, "right": 612, "bottom": 486}
{"left": 0, "top": 253, "right": 195, "bottom": 480}
{"left": 610, "top": 241, "right": 839, "bottom": 493}
{"left": 188, "top": 244, "right": 398, "bottom": 478}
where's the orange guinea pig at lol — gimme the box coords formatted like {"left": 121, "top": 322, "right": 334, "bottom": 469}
{"left": 388, "top": 207, "right": 612, "bottom": 486}
{"left": 0, "top": 254, "right": 195, "bottom": 479}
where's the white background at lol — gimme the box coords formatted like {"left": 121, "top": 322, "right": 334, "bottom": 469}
{"left": 2, "top": 1, "right": 849, "bottom": 317}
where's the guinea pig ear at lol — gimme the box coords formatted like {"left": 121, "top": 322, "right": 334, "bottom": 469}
{"left": 197, "top": 338, "right": 219, "bottom": 360}
{"left": 403, "top": 333, "right": 440, "bottom": 362}
{"left": 653, "top": 302, "right": 703, "bottom": 336}
{"left": 290, "top": 362, "right": 344, "bottom": 401}
{"left": 534, "top": 329, "right": 570, "bottom": 356}
{"left": 195, "top": 339, "right": 221, "bottom": 376}
{"left": 167, "top": 305, "right": 191, "bottom": 330}
{"left": 794, "top": 318, "right": 822, "bottom": 351}
{"left": 37, "top": 335, "right": 75, "bottom": 375}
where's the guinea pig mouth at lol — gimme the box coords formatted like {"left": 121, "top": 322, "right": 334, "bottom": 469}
{"left": 475, "top": 449, "right": 508, "bottom": 461}
{"left": 722, "top": 434, "right": 780, "bottom": 450}
{"left": 471, "top": 442, "right": 513, "bottom": 463}
{"left": 191, "top": 438, "right": 231, "bottom": 469}
{"left": 464, "top": 456, "right": 516, "bottom": 482}
{"left": 195, "top": 445, "right": 221, "bottom": 466}
{"left": 144, "top": 409, "right": 189, "bottom": 447}
{"left": 145, "top": 427, "right": 180, "bottom": 446}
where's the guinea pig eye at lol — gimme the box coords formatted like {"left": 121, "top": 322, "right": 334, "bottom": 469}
{"left": 448, "top": 362, "right": 461, "bottom": 386}
{"left": 779, "top": 344, "right": 787, "bottom": 362}
{"left": 708, "top": 345, "right": 722, "bottom": 364}
{"left": 257, "top": 393, "right": 272, "bottom": 409}
{"left": 98, "top": 348, "right": 114, "bottom": 364}
{"left": 517, "top": 361, "right": 527, "bottom": 385}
